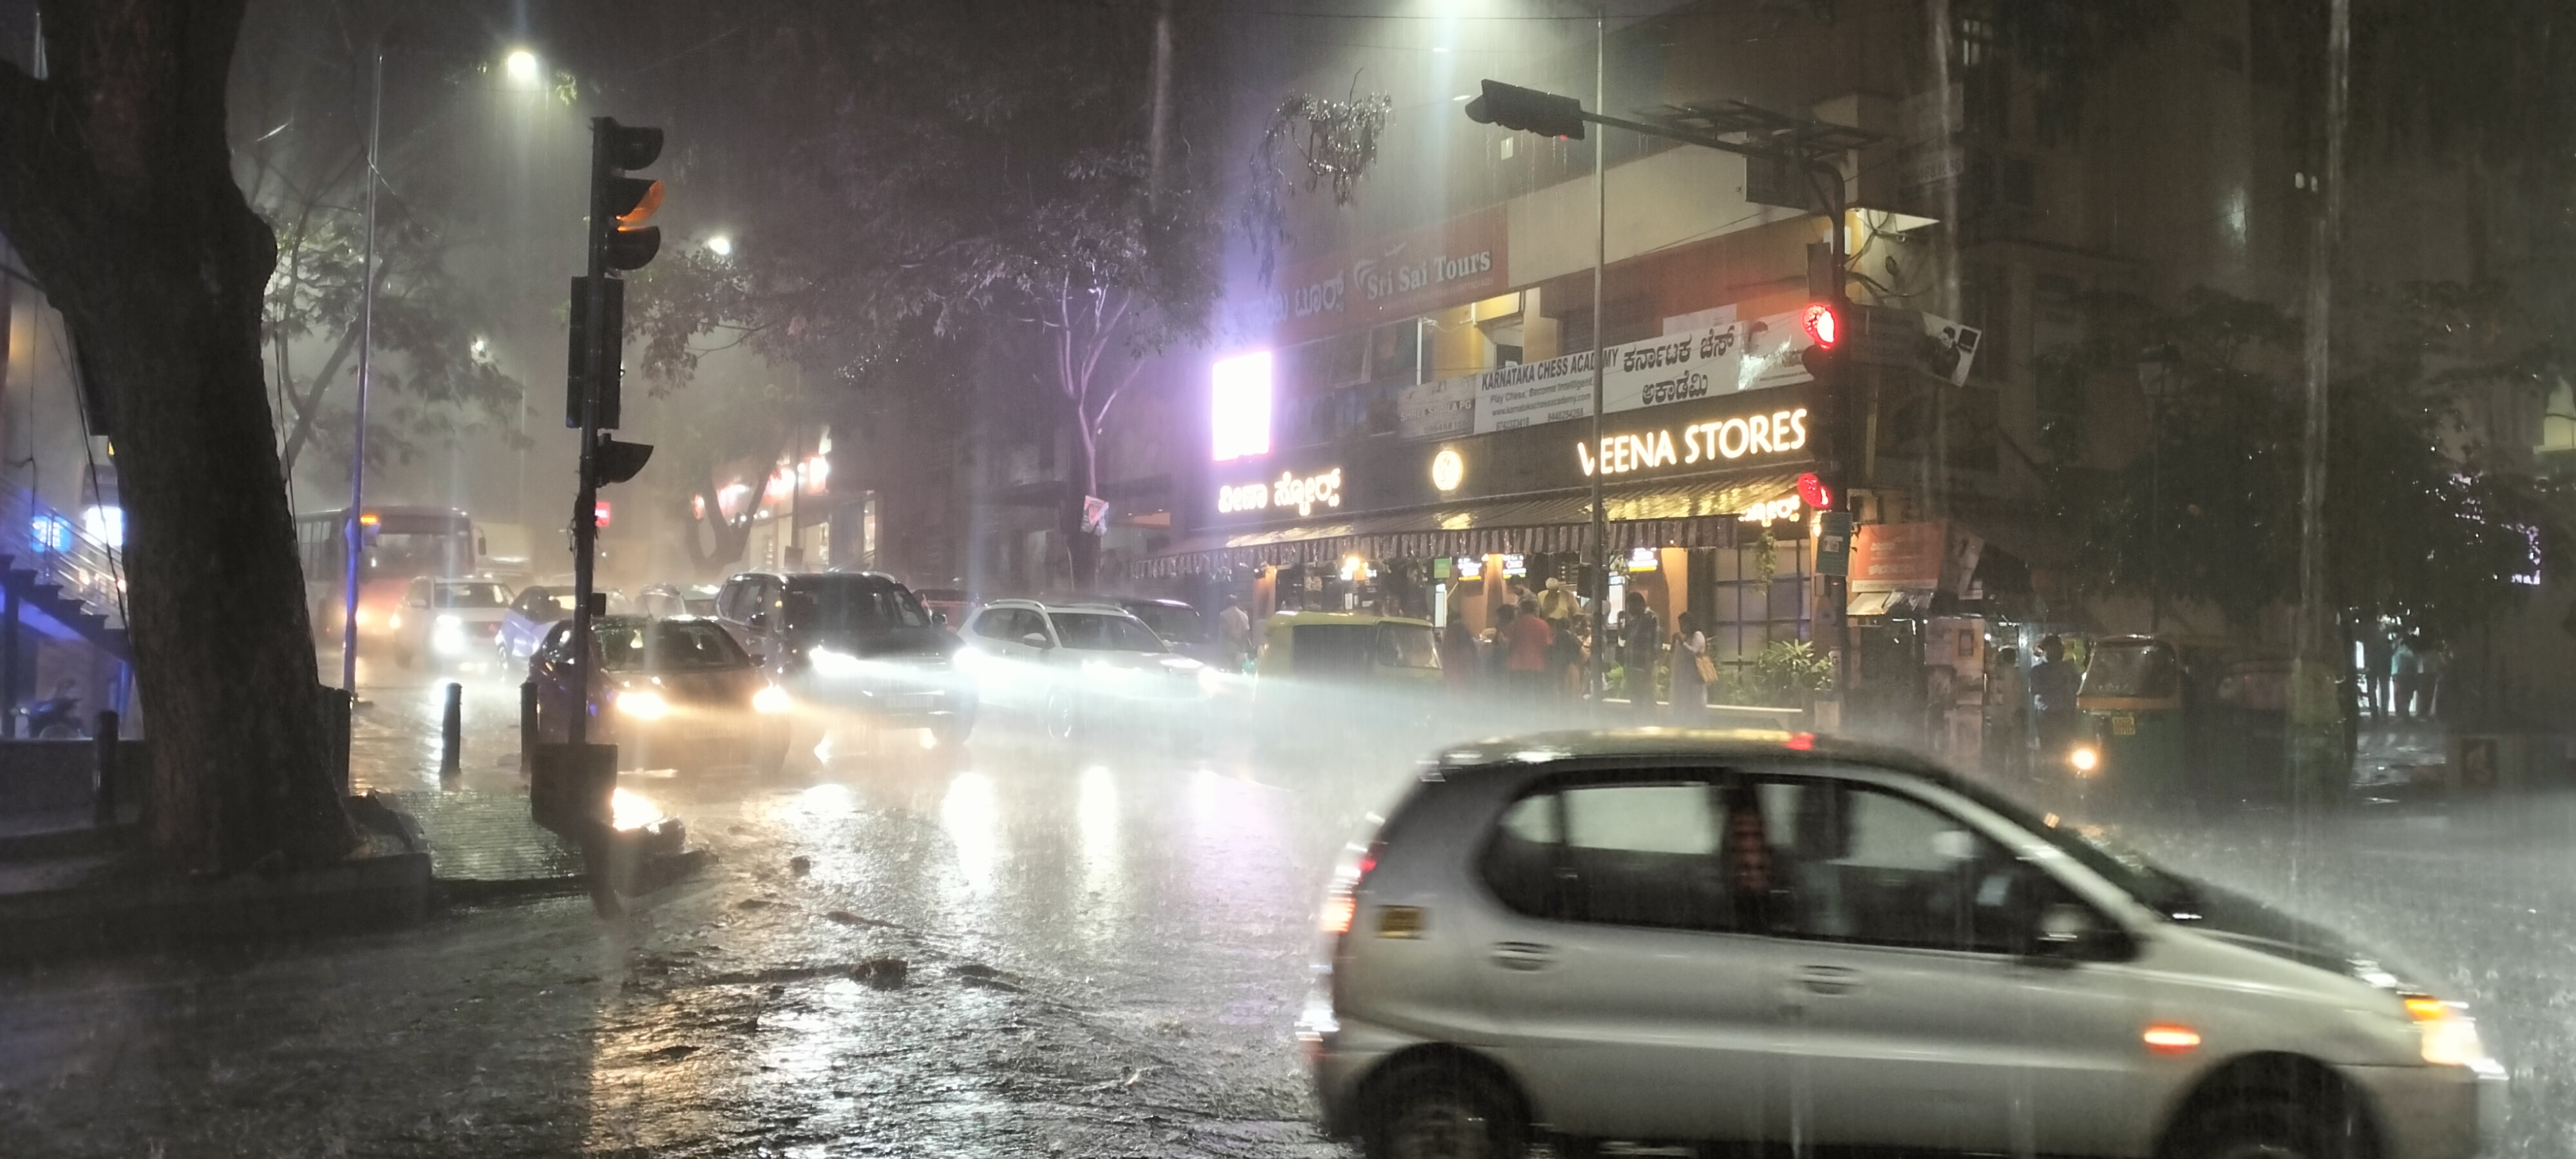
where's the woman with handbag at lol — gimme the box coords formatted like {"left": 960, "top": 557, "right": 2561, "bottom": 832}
{"left": 1672, "top": 612, "right": 1712, "bottom": 715}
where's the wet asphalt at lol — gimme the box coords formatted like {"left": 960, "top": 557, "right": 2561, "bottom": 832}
{"left": 0, "top": 661, "right": 2568, "bottom": 1157}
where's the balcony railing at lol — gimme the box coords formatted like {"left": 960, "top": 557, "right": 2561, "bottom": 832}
{"left": 0, "top": 482, "right": 126, "bottom": 630}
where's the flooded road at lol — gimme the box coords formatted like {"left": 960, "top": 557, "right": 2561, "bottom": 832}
{"left": 1, "top": 667, "right": 2569, "bottom": 1156}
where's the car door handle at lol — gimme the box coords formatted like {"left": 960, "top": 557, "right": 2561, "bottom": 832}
{"left": 1489, "top": 941, "right": 1556, "bottom": 972}
{"left": 1795, "top": 965, "right": 1862, "bottom": 995}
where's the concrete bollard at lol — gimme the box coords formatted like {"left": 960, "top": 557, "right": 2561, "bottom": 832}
{"left": 92, "top": 709, "right": 119, "bottom": 827}
{"left": 440, "top": 682, "right": 462, "bottom": 781}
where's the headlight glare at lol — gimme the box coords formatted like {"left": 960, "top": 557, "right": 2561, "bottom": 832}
{"left": 753, "top": 684, "right": 793, "bottom": 714}
{"left": 616, "top": 690, "right": 671, "bottom": 720}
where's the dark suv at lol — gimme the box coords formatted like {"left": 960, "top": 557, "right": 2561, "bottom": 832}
{"left": 713, "top": 570, "right": 977, "bottom": 744}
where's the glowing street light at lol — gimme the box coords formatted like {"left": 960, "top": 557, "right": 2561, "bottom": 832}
{"left": 706, "top": 234, "right": 734, "bottom": 258}
{"left": 504, "top": 48, "right": 540, "bottom": 88}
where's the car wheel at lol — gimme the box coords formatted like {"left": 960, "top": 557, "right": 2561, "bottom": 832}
{"left": 935, "top": 711, "right": 975, "bottom": 746}
{"left": 1361, "top": 1062, "right": 1526, "bottom": 1159}
{"left": 2171, "top": 1097, "right": 2356, "bottom": 1159}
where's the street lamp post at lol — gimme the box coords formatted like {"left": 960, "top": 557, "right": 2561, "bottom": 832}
{"left": 337, "top": 45, "right": 383, "bottom": 695}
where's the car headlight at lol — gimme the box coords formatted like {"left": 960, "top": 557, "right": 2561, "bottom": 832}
{"left": 615, "top": 690, "right": 671, "bottom": 720}
{"left": 2069, "top": 744, "right": 2100, "bottom": 775}
{"left": 752, "top": 684, "right": 793, "bottom": 714}
{"left": 808, "top": 648, "right": 863, "bottom": 678}
{"left": 2405, "top": 995, "right": 2498, "bottom": 1070}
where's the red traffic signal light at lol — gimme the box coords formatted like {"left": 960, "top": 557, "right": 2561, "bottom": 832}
{"left": 1801, "top": 302, "right": 1840, "bottom": 348}
{"left": 1796, "top": 471, "right": 1833, "bottom": 509}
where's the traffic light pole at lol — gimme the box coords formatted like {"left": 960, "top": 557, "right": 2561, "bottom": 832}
{"left": 569, "top": 117, "right": 610, "bottom": 748}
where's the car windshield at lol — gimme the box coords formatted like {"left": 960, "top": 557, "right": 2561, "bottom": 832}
{"left": 594, "top": 619, "right": 749, "bottom": 672}
{"left": 1052, "top": 612, "right": 1166, "bottom": 652}
{"left": 432, "top": 582, "right": 509, "bottom": 609}
{"left": 1375, "top": 624, "right": 1440, "bottom": 669}
{"left": 1126, "top": 603, "right": 1201, "bottom": 643}
{"left": 784, "top": 580, "right": 932, "bottom": 633}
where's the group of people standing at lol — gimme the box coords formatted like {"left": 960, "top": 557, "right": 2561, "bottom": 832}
{"left": 1437, "top": 579, "right": 1714, "bottom": 713}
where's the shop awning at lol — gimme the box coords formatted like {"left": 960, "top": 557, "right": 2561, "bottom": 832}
{"left": 1131, "top": 471, "right": 1806, "bottom": 579}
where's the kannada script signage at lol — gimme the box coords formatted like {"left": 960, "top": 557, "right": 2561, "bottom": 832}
{"left": 1393, "top": 310, "right": 1818, "bottom": 440}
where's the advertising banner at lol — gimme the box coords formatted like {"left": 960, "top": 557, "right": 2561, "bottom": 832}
{"left": 1463, "top": 310, "right": 1815, "bottom": 435}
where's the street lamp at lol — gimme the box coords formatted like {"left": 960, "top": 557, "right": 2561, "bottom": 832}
{"left": 706, "top": 234, "right": 734, "bottom": 258}
{"left": 504, "top": 48, "right": 540, "bottom": 88}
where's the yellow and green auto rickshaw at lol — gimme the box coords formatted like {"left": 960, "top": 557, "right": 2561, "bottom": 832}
{"left": 2070, "top": 636, "right": 2186, "bottom": 799}
{"left": 2070, "top": 635, "right": 2297, "bottom": 804}
{"left": 1249, "top": 612, "right": 1444, "bottom": 749}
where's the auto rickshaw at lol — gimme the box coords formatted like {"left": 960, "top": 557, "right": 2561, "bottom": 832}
{"left": 2070, "top": 634, "right": 2297, "bottom": 805}
{"left": 2070, "top": 636, "right": 2186, "bottom": 800}
{"left": 1247, "top": 611, "right": 1444, "bottom": 752}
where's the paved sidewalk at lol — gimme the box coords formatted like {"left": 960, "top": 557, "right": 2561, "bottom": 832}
{"left": 350, "top": 672, "right": 581, "bottom": 885}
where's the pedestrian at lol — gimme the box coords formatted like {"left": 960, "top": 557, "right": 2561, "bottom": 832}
{"left": 1620, "top": 590, "right": 1662, "bottom": 714}
{"left": 1441, "top": 612, "right": 1479, "bottom": 693}
{"left": 1540, "top": 579, "right": 1580, "bottom": 699}
{"left": 1217, "top": 595, "right": 1253, "bottom": 674}
{"left": 1503, "top": 596, "right": 1555, "bottom": 701}
{"left": 1989, "top": 645, "right": 2028, "bottom": 778}
{"left": 2361, "top": 625, "right": 2392, "bottom": 722}
{"left": 2417, "top": 639, "right": 2449, "bottom": 722}
{"left": 1671, "top": 611, "right": 1709, "bottom": 715}
{"left": 1488, "top": 603, "right": 1517, "bottom": 683}
{"left": 2390, "top": 633, "right": 2421, "bottom": 724}
{"left": 2029, "top": 634, "right": 2081, "bottom": 762}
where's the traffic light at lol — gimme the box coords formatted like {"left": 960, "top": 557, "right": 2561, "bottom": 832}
{"left": 1801, "top": 301, "right": 1841, "bottom": 350}
{"left": 567, "top": 117, "right": 663, "bottom": 431}
{"left": 593, "top": 435, "right": 654, "bottom": 485}
{"left": 1464, "top": 80, "right": 1586, "bottom": 140}
{"left": 1800, "top": 301, "right": 1851, "bottom": 509}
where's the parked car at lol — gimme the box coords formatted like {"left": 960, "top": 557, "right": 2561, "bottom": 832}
{"left": 1112, "top": 596, "right": 1218, "bottom": 663}
{"left": 495, "top": 585, "right": 629, "bottom": 666}
{"left": 714, "top": 570, "right": 976, "bottom": 744}
{"left": 526, "top": 614, "right": 790, "bottom": 774}
{"left": 961, "top": 598, "right": 1213, "bottom": 740}
{"left": 639, "top": 583, "right": 720, "bottom": 618}
{"left": 386, "top": 576, "right": 513, "bottom": 670}
{"left": 1303, "top": 728, "right": 2503, "bottom": 1159}
{"left": 914, "top": 587, "right": 980, "bottom": 632}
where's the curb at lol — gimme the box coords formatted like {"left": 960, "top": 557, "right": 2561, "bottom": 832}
{"left": 0, "top": 850, "right": 432, "bottom": 965}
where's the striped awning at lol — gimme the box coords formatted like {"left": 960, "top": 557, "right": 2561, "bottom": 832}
{"left": 1130, "top": 471, "right": 1805, "bottom": 579}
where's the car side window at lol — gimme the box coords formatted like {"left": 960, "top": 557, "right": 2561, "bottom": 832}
{"left": 539, "top": 623, "right": 573, "bottom": 662}
{"left": 1761, "top": 778, "right": 2037, "bottom": 954}
{"left": 971, "top": 609, "right": 1014, "bottom": 641}
{"left": 716, "top": 578, "right": 749, "bottom": 622}
{"left": 1478, "top": 777, "right": 1734, "bottom": 933}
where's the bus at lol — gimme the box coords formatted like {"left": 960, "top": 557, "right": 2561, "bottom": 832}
{"left": 295, "top": 506, "right": 479, "bottom": 647}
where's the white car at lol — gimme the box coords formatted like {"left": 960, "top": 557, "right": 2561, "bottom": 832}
{"left": 960, "top": 598, "right": 1214, "bottom": 740}
{"left": 388, "top": 577, "right": 513, "bottom": 671}
{"left": 1305, "top": 730, "right": 2501, "bottom": 1159}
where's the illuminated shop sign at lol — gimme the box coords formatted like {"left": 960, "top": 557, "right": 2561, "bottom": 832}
{"left": 1577, "top": 406, "right": 1810, "bottom": 476}
{"left": 1738, "top": 496, "right": 1804, "bottom": 523}
{"left": 1430, "top": 448, "right": 1465, "bottom": 492}
{"left": 1215, "top": 467, "right": 1343, "bottom": 518}
{"left": 1211, "top": 350, "right": 1274, "bottom": 462}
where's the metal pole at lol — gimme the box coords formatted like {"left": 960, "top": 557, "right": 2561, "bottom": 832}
{"left": 1586, "top": 10, "right": 1609, "bottom": 702}
{"left": 571, "top": 118, "right": 608, "bottom": 748}
{"left": 340, "top": 46, "right": 383, "bottom": 694}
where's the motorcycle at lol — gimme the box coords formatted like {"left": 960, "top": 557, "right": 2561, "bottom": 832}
{"left": 24, "top": 682, "right": 86, "bottom": 739}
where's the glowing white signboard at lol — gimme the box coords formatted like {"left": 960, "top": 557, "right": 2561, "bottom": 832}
{"left": 1211, "top": 351, "right": 1274, "bottom": 462}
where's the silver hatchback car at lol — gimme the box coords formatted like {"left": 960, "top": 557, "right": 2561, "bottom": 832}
{"left": 1302, "top": 730, "right": 2503, "bottom": 1159}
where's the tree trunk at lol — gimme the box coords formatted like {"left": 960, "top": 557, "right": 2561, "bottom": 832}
{"left": 0, "top": 3, "right": 352, "bottom": 872}
{"left": 1063, "top": 424, "right": 1101, "bottom": 589}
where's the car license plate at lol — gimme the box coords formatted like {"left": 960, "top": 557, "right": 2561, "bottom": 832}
{"left": 2111, "top": 713, "right": 2136, "bottom": 736}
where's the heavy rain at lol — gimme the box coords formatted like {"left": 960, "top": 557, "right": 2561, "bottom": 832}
{"left": 0, "top": 1, "right": 2570, "bottom": 1157}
